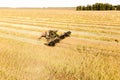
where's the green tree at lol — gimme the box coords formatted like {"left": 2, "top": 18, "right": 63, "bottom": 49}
{"left": 76, "top": 3, "right": 118, "bottom": 11}
{"left": 86, "top": 5, "right": 92, "bottom": 10}
{"left": 76, "top": 6, "right": 82, "bottom": 10}
{"left": 82, "top": 6, "right": 86, "bottom": 10}
{"left": 117, "top": 5, "right": 120, "bottom": 10}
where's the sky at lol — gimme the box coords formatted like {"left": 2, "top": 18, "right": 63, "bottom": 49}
{"left": 0, "top": 0, "right": 120, "bottom": 8}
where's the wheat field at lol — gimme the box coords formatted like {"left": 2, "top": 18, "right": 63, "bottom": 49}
{"left": 0, "top": 9, "right": 120, "bottom": 80}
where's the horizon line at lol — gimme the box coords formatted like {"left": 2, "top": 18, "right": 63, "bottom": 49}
{"left": 0, "top": 7, "right": 75, "bottom": 9}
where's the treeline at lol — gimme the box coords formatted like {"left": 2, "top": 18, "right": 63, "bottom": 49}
{"left": 76, "top": 3, "right": 120, "bottom": 11}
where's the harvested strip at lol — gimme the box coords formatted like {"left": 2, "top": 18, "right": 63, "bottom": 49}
{"left": 0, "top": 27, "right": 40, "bottom": 36}
{"left": 0, "top": 33, "right": 75, "bottom": 49}
{"left": 1, "top": 18, "right": 120, "bottom": 29}
{"left": 1, "top": 21, "right": 119, "bottom": 37}
{"left": 0, "top": 24, "right": 120, "bottom": 42}
{"left": 0, "top": 33, "right": 43, "bottom": 45}
{"left": 0, "top": 22, "right": 102, "bottom": 37}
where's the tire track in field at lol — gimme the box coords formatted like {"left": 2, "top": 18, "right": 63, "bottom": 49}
{"left": 0, "top": 19, "right": 120, "bottom": 37}
{"left": 0, "top": 26, "right": 40, "bottom": 36}
{"left": 0, "top": 25, "right": 112, "bottom": 41}
{"left": 1, "top": 21, "right": 120, "bottom": 37}
{"left": 0, "top": 21, "right": 120, "bottom": 46}
{"left": 0, "top": 33, "right": 43, "bottom": 45}
{"left": 0, "top": 21, "right": 119, "bottom": 37}
{"left": 2, "top": 16, "right": 120, "bottom": 26}
{"left": 0, "top": 17, "right": 60, "bottom": 25}
{"left": 0, "top": 17, "right": 74, "bottom": 25}
{"left": 0, "top": 22, "right": 120, "bottom": 42}
{"left": 1, "top": 17, "right": 120, "bottom": 29}
{"left": 1, "top": 18, "right": 120, "bottom": 35}
{"left": 0, "top": 22, "right": 103, "bottom": 37}
{"left": 0, "top": 32, "right": 120, "bottom": 52}
{"left": 0, "top": 22, "right": 52, "bottom": 31}
{"left": 0, "top": 33, "right": 77, "bottom": 49}
{"left": 0, "top": 17, "right": 51, "bottom": 21}
{"left": 0, "top": 22, "right": 120, "bottom": 50}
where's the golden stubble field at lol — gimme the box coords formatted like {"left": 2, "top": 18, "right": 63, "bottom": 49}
{"left": 0, "top": 8, "right": 120, "bottom": 80}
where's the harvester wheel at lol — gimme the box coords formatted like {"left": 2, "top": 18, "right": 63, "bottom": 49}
{"left": 48, "top": 41, "right": 55, "bottom": 46}
{"left": 59, "top": 35, "right": 65, "bottom": 39}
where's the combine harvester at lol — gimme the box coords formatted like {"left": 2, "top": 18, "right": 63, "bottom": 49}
{"left": 38, "top": 30, "right": 71, "bottom": 46}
